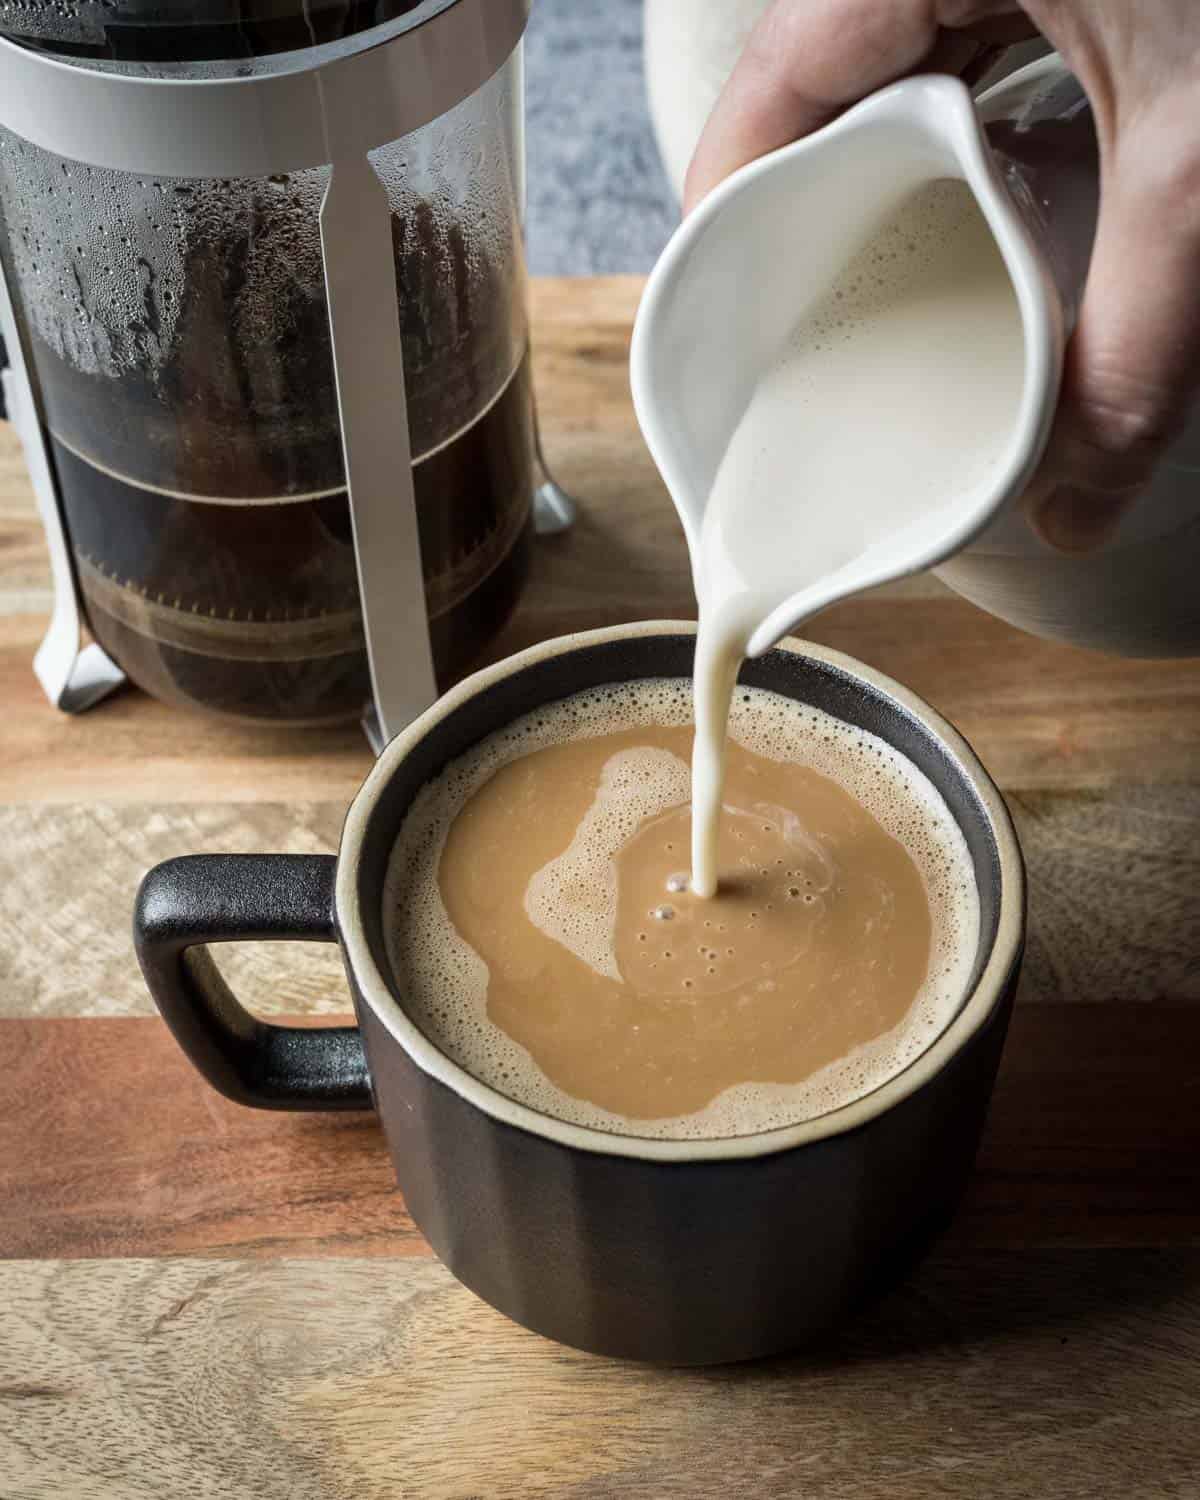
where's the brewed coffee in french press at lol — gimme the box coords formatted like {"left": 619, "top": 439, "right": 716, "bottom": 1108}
{"left": 0, "top": 0, "right": 574, "bottom": 743}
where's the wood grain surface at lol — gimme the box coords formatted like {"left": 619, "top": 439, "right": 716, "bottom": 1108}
{"left": 1, "top": 281, "right": 1197, "bottom": 807}
{"left": 3, "top": 1005, "right": 1200, "bottom": 1261}
{"left": 2, "top": 276, "right": 1199, "bottom": 1499}
{"left": 3, "top": 589, "right": 1198, "bottom": 805}
{"left": 1, "top": 785, "right": 1195, "bottom": 1019}
{"left": 3, "top": 1252, "right": 1199, "bottom": 1499}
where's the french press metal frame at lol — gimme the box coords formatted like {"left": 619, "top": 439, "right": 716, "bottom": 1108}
{"left": 0, "top": 0, "right": 573, "bottom": 748}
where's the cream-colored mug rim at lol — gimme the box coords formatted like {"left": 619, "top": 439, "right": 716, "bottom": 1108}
{"left": 337, "top": 621, "right": 1024, "bottom": 1164}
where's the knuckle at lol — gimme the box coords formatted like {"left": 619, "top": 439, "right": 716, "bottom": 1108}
{"left": 1069, "top": 362, "right": 1184, "bottom": 463}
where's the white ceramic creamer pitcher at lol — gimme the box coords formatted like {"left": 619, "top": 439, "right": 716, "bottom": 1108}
{"left": 634, "top": 54, "right": 1200, "bottom": 658}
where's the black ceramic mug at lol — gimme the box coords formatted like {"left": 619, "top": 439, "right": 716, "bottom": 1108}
{"left": 134, "top": 622, "right": 1025, "bottom": 1364}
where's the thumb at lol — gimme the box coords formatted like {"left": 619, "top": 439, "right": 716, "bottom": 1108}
{"left": 1031, "top": 137, "right": 1200, "bottom": 553}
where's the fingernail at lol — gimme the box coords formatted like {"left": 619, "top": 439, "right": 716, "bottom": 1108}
{"left": 1033, "top": 486, "right": 1128, "bottom": 555}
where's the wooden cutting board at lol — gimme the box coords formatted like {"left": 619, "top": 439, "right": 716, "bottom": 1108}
{"left": 2, "top": 276, "right": 1198, "bottom": 1500}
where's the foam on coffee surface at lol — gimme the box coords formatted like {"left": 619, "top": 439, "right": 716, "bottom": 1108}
{"left": 384, "top": 678, "right": 979, "bottom": 1140}
{"left": 524, "top": 746, "right": 689, "bottom": 982}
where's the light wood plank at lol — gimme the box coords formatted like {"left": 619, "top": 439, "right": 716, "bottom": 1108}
{"left": 4, "top": 1007, "right": 1199, "bottom": 1260}
{"left": 0, "top": 421, "right": 50, "bottom": 609}
{"left": 2, "top": 1251, "right": 1199, "bottom": 1499}
{"left": 0, "top": 801, "right": 349, "bottom": 1019}
{"left": 2, "top": 786, "right": 1194, "bottom": 1020}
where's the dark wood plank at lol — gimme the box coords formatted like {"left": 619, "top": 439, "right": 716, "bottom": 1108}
{"left": 1011, "top": 785, "right": 1200, "bottom": 1005}
{"left": 0, "top": 1016, "right": 421, "bottom": 1259}
{"left": 2, "top": 1249, "right": 1199, "bottom": 1498}
{"left": 4, "top": 1005, "right": 1199, "bottom": 1260}
{"left": 967, "top": 1002, "right": 1200, "bottom": 1247}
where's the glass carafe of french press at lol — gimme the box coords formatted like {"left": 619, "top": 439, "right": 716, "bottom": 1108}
{"left": 0, "top": 0, "right": 543, "bottom": 727}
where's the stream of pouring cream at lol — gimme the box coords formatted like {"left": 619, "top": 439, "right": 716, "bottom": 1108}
{"left": 686, "top": 180, "right": 1025, "bottom": 897}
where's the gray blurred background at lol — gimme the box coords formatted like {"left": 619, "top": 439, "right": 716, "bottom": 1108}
{"left": 524, "top": 0, "right": 677, "bottom": 275}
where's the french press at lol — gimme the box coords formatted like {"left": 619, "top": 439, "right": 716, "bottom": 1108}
{"left": 0, "top": 0, "right": 575, "bottom": 746}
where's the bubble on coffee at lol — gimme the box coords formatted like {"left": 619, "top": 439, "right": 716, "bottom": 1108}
{"left": 384, "top": 677, "right": 978, "bottom": 1140}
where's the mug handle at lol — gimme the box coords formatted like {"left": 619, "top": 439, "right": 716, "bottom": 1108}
{"left": 133, "top": 853, "right": 372, "bottom": 1111}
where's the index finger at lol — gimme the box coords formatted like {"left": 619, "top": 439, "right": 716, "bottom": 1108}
{"left": 682, "top": 0, "right": 1033, "bottom": 212}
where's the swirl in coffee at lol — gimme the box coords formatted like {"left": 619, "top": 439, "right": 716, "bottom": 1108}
{"left": 385, "top": 678, "right": 978, "bottom": 1140}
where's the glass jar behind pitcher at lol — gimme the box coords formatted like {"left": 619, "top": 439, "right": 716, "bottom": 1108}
{"left": 934, "top": 56, "right": 1200, "bottom": 657}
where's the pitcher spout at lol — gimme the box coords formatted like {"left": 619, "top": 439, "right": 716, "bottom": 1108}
{"left": 632, "top": 71, "right": 1064, "bottom": 574}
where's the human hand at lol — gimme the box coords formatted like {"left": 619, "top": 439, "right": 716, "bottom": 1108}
{"left": 685, "top": 1, "right": 1200, "bottom": 554}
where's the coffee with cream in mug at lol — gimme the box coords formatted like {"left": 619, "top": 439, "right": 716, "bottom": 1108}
{"left": 385, "top": 676, "right": 978, "bottom": 1139}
